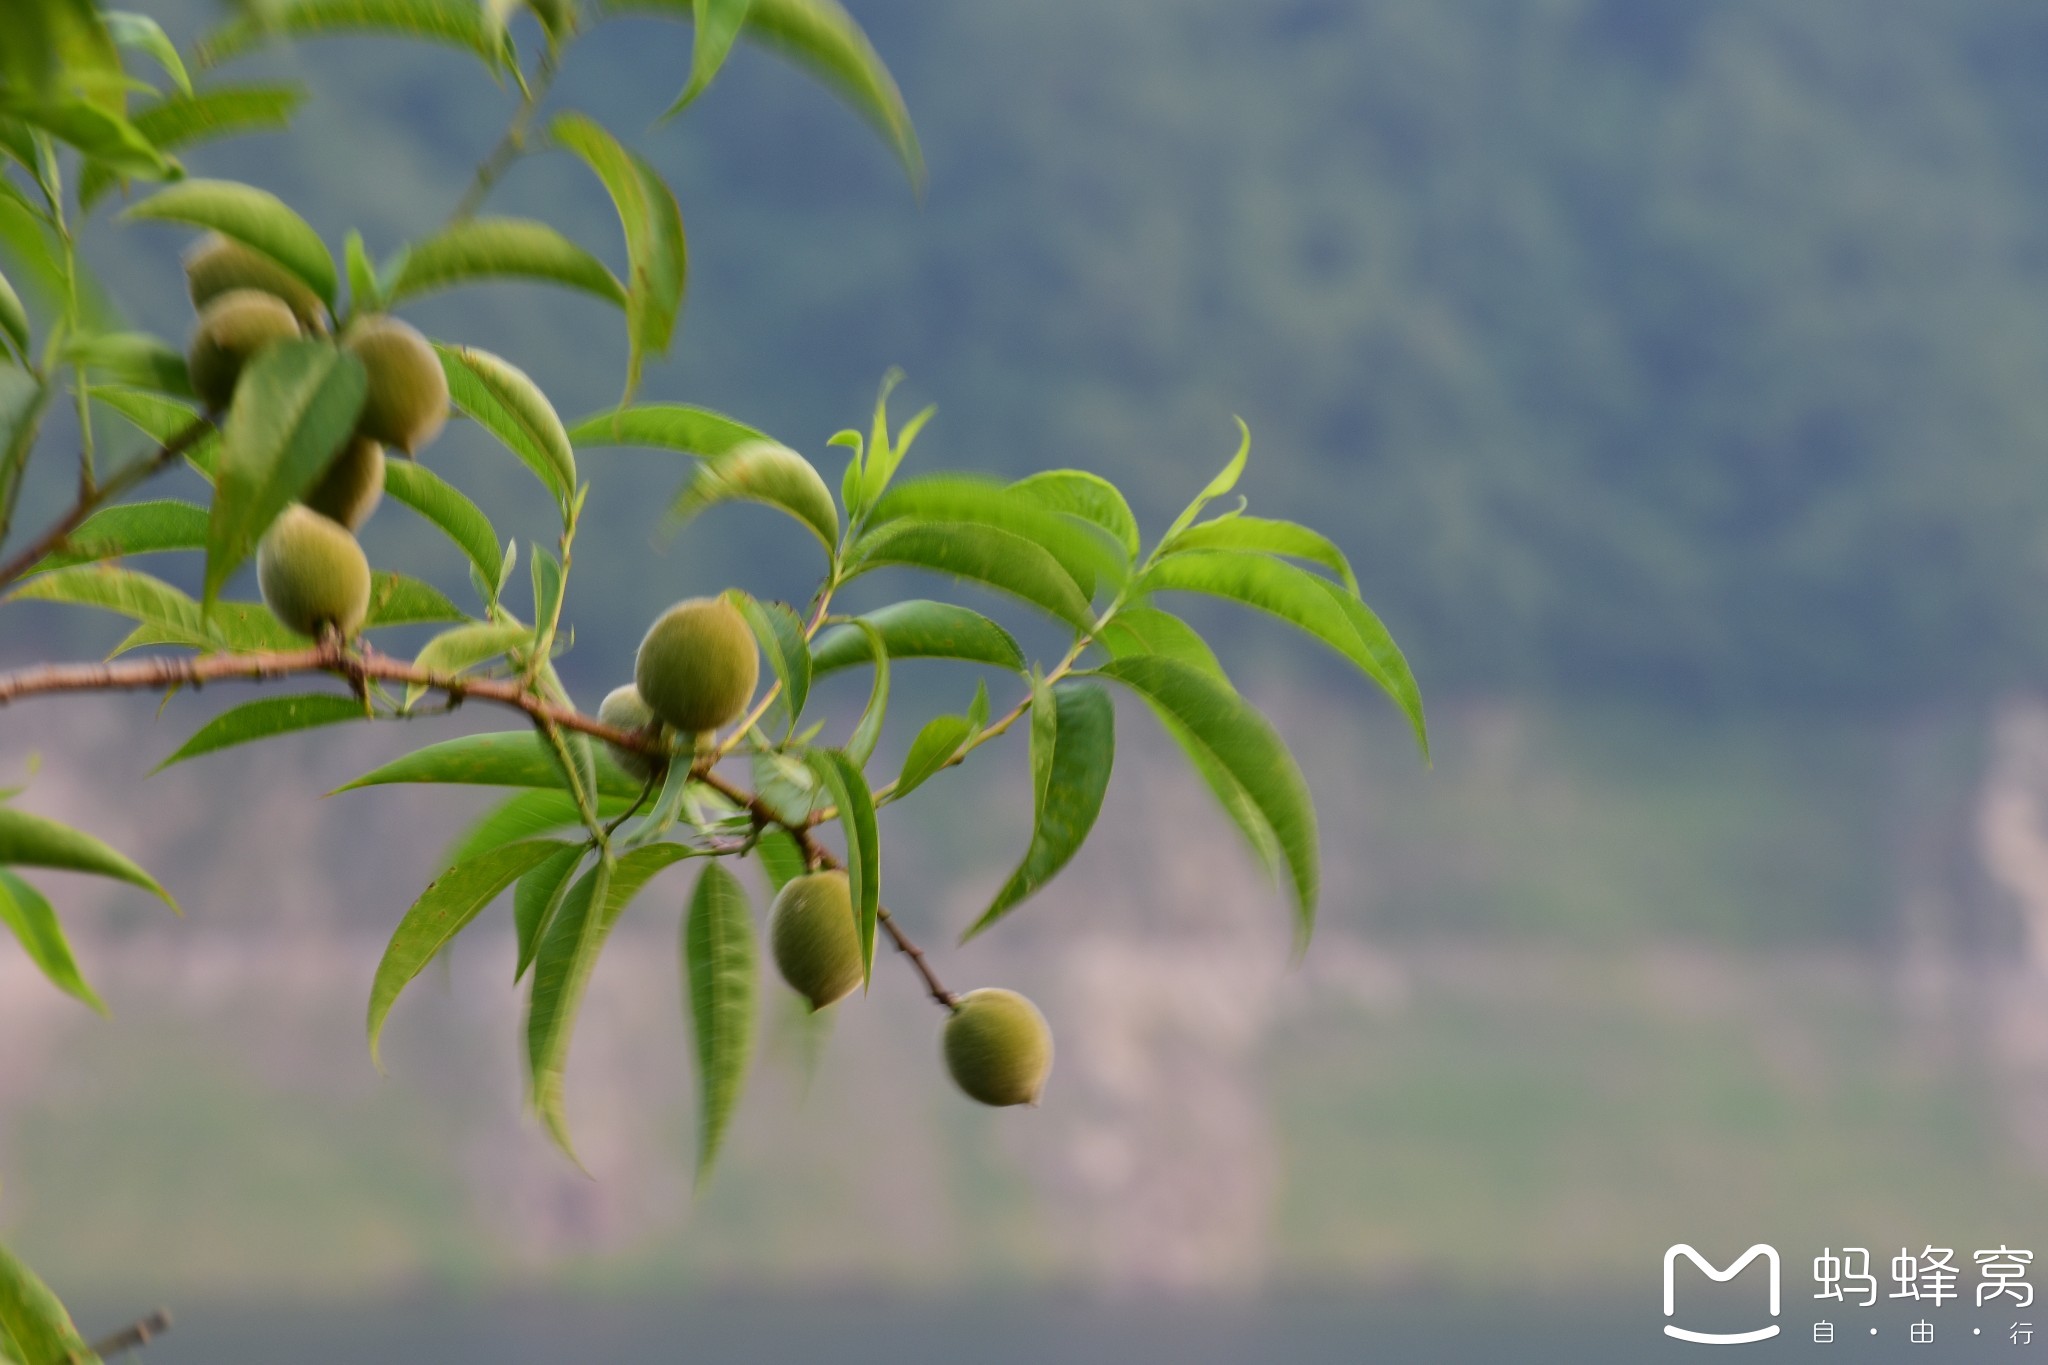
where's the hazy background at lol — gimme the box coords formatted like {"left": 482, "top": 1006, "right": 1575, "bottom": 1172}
{"left": 8, "top": 0, "right": 2048, "bottom": 1358}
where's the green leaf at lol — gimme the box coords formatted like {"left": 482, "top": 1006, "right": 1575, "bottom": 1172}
{"left": 804, "top": 749, "right": 876, "bottom": 985}
{"left": 0, "top": 0, "right": 123, "bottom": 108}
{"left": 1094, "top": 605, "right": 1228, "bottom": 683}
{"left": 0, "top": 1239, "right": 94, "bottom": 1365}
{"left": 1092, "top": 655, "right": 1318, "bottom": 946}
{"left": 683, "top": 860, "right": 757, "bottom": 1183}
{"left": 344, "top": 229, "right": 379, "bottom": 312}
{"left": 528, "top": 842, "right": 697, "bottom": 1157}
{"left": 336, "top": 730, "right": 645, "bottom": 798}
{"left": 26, "top": 499, "right": 206, "bottom": 574}
{"left": 8, "top": 98, "right": 175, "bottom": 178}
{"left": 1160, "top": 514, "right": 1358, "bottom": 593}
{"left": 1011, "top": 469, "right": 1140, "bottom": 562}
{"left": 1140, "top": 549, "right": 1427, "bottom": 758}
{"left": 79, "top": 84, "right": 306, "bottom": 212}
{"left": 0, "top": 805, "right": 174, "bottom": 909}
{"left": 549, "top": 112, "right": 685, "bottom": 396}
{"left": 730, "top": 591, "right": 810, "bottom": 728}
{"left": 382, "top": 457, "right": 502, "bottom": 590}
{"left": 844, "top": 522, "right": 1094, "bottom": 630}
{"left": 1161, "top": 417, "right": 1250, "bottom": 544}
{"left": 204, "top": 596, "right": 306, "bottom": 650}
{"left": 448, "top": 790, "right": 626, "bottom": 867}
{"left": 755, "top": 828, "right": 805, "bottom": 891}
{"left": 809, "top": 599, "right": 1025, "bottom": 677}
{"left": 836, "top": 619, "right": 890, "bottom": 768}
{"left": 866, "top": 474, "right": 1121, "bottom": 601}
{"left": 891, "top": 711, "right": 973, "bottom": 802}
{"left": 962, "top": 679, "right": 1113, "bottom": 941}
{"left": 0, "top": 264, "right": 29, "bottom": 359}
{"left": 435, "top": 343, "right": 576, "bottom": 513}
{"left": 7, "top": 564, "right": 212, "bottom": 648}
{"left": 104, "top": 12, "right": 191, "bottom": 94}
{"left": 124, "top": 177, "right": 337, "bottom": 305}
{"left": 565, "top": 401, "right": 766, "bottom": 455}
{"left": 90, "top": 386, "right": 218, "bottom": 474}
{"left": 851, "top": 368, "right": 912, "bottom": 512}
{"left": 367, "top": 838, "right": 572, "bottom": 1066}
{"left": 670, "top": 439, "right": 836, "bottom": 552}
{"left": 204, "top": 339, "right": 366, "bottom": 606}
{"left": 64, "top": 329, "right": 192, "bottom": 397}
{"left": 198, "top": 0, "right": 514, "bottom": 70}
{"left": 404, "top": 619, "right": 530, "bottom": 706}
{"left": 514, "top": 840, "right": 585, "bottom": 982}
{"left": 666, "top": 0, "right": 755, "bottom": 115}
{"left": 155, "top": 692, "right": 363, "bottom": 770}
{"left": 0, "top": 869, "right": 106, "bottom": 1012}
{"left": 386, "top": 217, "right": 627, "bottom": 309}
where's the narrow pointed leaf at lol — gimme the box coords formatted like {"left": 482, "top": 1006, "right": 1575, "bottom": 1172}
{"left": 28, "top": 498, "right": 207, "bottom": 573}
{"left": 90, "top": 386, "right": 218, "bottom": 474}
{"left": 755, "top": 828, "right": 805, "bottom": 891}
{"left": 435, "top": 343, "right": 576, "bottom": 512}
{"left": 204, "top": 340, "right": 366, "bottom": 605}
{"left": 810, "top": 599, "right": 1024, "bottom": 677}
{"left": 684, "top": 860, "right": 757, "bottom": 1182}
{"left": 367, "top": 838, "right": 572, "bottom": 1064}
{"left": 11, "top": 98, "right": 174, "bottom": 178}
{"left": 7, "top": 564, "right": 212, "bottom": 648}
{"left": 382, "top": 457, "right": 502, "bottom": 589}
{"left": 63, "top": 330, "right": 192, "bottom": 397}
{"left": 804, "top": 749, "right": 876, "bottom": 985}
{"left": 844, "top": 523, "right": 1093, "bottom": 629}
{"left": 550, "top": 112, "right": 685, "bottom": 394}
{"left": 718, "top": 0, "right": 920, "bottom": 186}
{"left": 866, "top": 474, "right": 1121, "bottom": 601}
{"left": 666, "top": 0, "right": 755, "bottom": 115}
{"left": 1095, "top": 605, "right": 1228, "bottom": 682}
{"left": 197, "top": 0, "right": 513, "bottom": 68}
{"left": 0, "top": 870, "right": 106, "bottom": 1012}
{"left": 0, "top": 266, "right": 27, "bottom": 359}
{"left": 1162, "top": 417, "right": 1251, "bottom": 543}
{"left": 1011, "top": 469, "right": 1140, "bottom": 561}
{"left": 963, "top": 679, "right": 1112, "bottom": 940}
{"left": 125, "top": 178, "right": 337, "bottom": 304}
{"left": 528, "top": 842, "right": 697, "bottom": 1156}
{"left": 361, "top": 570, "right": 465, "bottom": 628}
{"left": 514, "top": 841, "right": 585, "bottom": 982}
{"left": 670, "top": 439, "right": 836, "bottom": 551}
{"left": 156, "top": 692, "right": 363, "bottom": 770}
{"left": 0, "top": 1240, "right": 94, "bottom": 1365}
{"left": 891, "top": 711, "right": 973, "bottom": 802}
{"left": 449, "top": 790, "right": 634, "bottom": 867}
{"left": 386, "top": 217, "right": 626, "bottom": 308}
{"left": 731, "top": 591, "right": 810, "bottom": 725}
{"left": 336, "top": 730, "right": 644, "bottom": 798}
{"left": 838, "top": 619, "right": 890, "bottom": 768}
{"left": 105, "top": 12, "right": 191, "bottom": 93}
{"left": 1093, "top": 655, "right": 1317, "bottom": 944}
{"left": 0, "top": 806, "right": 174, "bottom": 908}
{"left": 566, "top": 402, "right": 766, "bottom": 455}
{"left": 1161, "top": 514, "right": 1357, "bottom": 593}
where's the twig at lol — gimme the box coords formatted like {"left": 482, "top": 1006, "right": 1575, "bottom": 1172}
{"left": 0, "top": 416, "right": 214, "bottom": 593}
{"left": 91, "top": 1308, "right": 171, "bottom": 1358}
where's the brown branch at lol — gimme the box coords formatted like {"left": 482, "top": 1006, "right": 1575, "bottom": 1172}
{"left": 0, "top": 641, "right": 961, "bottom": 1009}
{"left": 0, "top": 416, "right": 214, "bottom": 594}
{"left": 91, "top": 1308, "right": 171, "bottom": 1358}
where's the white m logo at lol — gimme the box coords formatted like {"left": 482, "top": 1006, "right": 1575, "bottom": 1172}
{"left": 1663, "top": 1244, "right": 1781, "bottom": 1344}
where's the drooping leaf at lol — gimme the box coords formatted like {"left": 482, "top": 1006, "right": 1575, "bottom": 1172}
{"left": 1094, "top": 605, "right": 1228, "bottom": 683}
{"left": 124, "top": 177, "right": 337, "bottom": 304}
{"left": 833, "top": 618, "right": 889, "bottom": 768}
{"left": 367, "top": 838, "right": 572, "bottom": 1065}
{"left": 514, "top": 840, "right": 585, "bottom": 982}
{"left": 0, "top": 806, "right": 175, "bottom": 909}
{"left": 336, "top": 730, "right": 644, "bottom": 798}
{"left": 0, "top": 869, "right": 106, "bottom": 1012}
{"left": 0, "top": 265, "right": 27, "bottom": 359}
{"left": 1011, "top": 469, "right": 1140, "bottom": 562}
{"left": 804, "top": 749, "right": 876, "bottom": 985}
{"left": 27, "top": 499, "right": 207, "bottom": 574}
{"left": 0, "top": 370, "right": 42, "bottom": 521}
{"left": 386, "top": 217, "right": 626, "bottom": 308}
{"left": 79, "top": 84, "right": 305, "bottom": 213}
{"left": 730, "top": 591, "right": 810, "bottom": 727}
{"left": 9, "top": 98, "right": 175, "bottom": 178}
{"left": 528, "top": 842, "right": 697, "bottom": 1156}
{"left": 565, "top": 402, "right": 766, "bottom": 455}
{"left": 809, "top": 599, "right": 1024, "bottom": 677}
{"left": 435, "top": 342, "right": 576, "bottom": 513}
{"left": 104, "top": 11, "right": 191, "bottom": 94}
{"left": 865, "top": 474, "right": 1120, "bottom": 601}
{"left": 550, "top": 112, "right": 685, "bottom": 396}
{"left": 1092, "top": 655, "right": 1319, "bottom": 946}
{"left": 382, "top": 457, "right": 502, "bottom": 590}
{"left": 63, "top": 329, "right": 192, "bottom": 397}
{"left": 891, "top": 710, "right": 974, "bottom": 802}
{"left": 683, "top": 860, "right": 757, "bottom": 1183}
{"left": 1160, "top": 514, "right": 1358, "bottom": 593}
{"left": 197, "top": 0, "right": 514, "bottom": 70}
{"left": 0, "top": 1238, "right": 94, "bottom": 1365}
{"left": 1141, "top": 549, "right": 1427, "bottom": 758}
{"left": 155, "top": 692, "right": 363, "bottom": 770}
{"left": 961, "top": 679, "right": 1113, "bottom": 941}
{"left": 670, "top": 439, "right": 836, "bottom": 552}
{"left": 448, "top": 790, "right": 634, "bottom": 867}
{"left": 843, "top": 523, "right": 1093, "bottom": 630}
{"left": 755, "top": 827, "right": 805, "bottom": 891}
{"left": 204, "top": 339, "right": 366, "bottom": 605}
{"left": 7, "top": 563, "right": 212, "bottom": 648}
{"left": 665, "top": 0, "right": 755, "bottom": 115}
